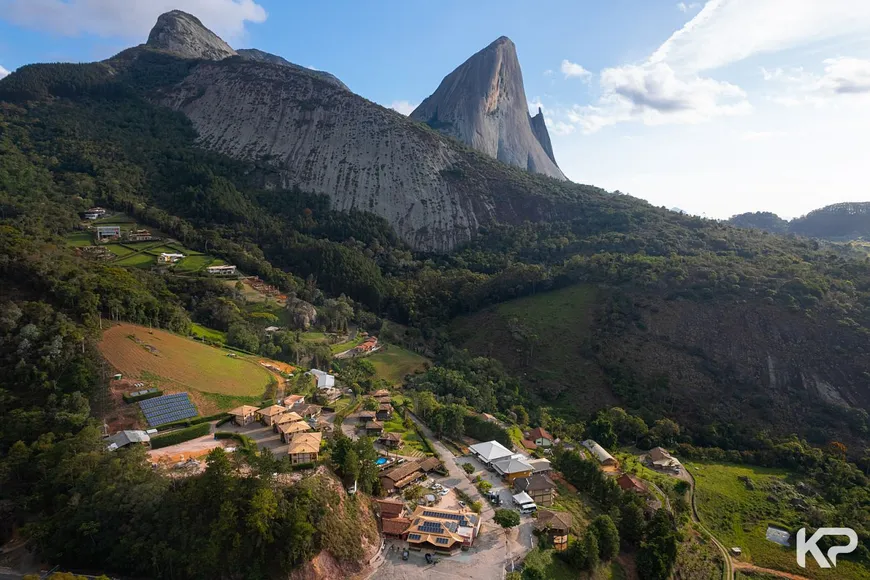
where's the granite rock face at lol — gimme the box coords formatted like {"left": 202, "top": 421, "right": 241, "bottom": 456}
{"left": 410, "top": 37, "right": 564, "bottom": 179}
{"left": 529, "top": 107, "right": 557, "bottom": 165}
{"left": 146, "top": 11, "right": 236, "bottom": 60}
{"left": 236, "top": 48, "right": 349, "bottom": 91}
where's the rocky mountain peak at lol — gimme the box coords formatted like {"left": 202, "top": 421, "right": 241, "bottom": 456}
{"left": 410, "top": 37, "right": 564, "bottom": 179}
{"left": 529, "top": 107, "right": 557, "bottom": 165}
{"left": 147, "top": 10, "right": 236, "bottom": 60}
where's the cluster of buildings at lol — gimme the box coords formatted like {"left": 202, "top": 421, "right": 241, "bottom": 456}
{"left": 228, "top": 397, "right": 325, "bottom": 465}
{"left": 375, "top": 499, "right": 482, "bottom": 554}
{"left": 82, "top": 207, "right": 107, "bottom": 220}
{"left": 378, "top": 457, "right": 442, "bottom": 494}
{"left": 356, "top": 392, "right": 394, "bottom": 437}
{"left": 352, "top": 334, "right": 378, "bottom": 355}
{"left": 468, "top": 439, "right": 556, "bottom": 515}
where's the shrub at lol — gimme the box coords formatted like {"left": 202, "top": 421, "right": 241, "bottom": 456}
{"left": 149, "top": 423, "right": 210, "bottom": 449}
{"left": 477, "top": 480, "right": 492, "bottom": 494}
{"left": 291, "top": 462, "right": 315, "bottom": 471}
{"left": 462, "top": 462, "right": 475, "bottom": 474}
{"left": 157, "top": 412, "right": 230, "bottom": 431}
{"left": 494, "top": 509, "right": 520, "bottom": 529}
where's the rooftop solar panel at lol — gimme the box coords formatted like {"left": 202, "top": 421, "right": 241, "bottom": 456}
{"left": 436, "top": 538, "right": 449, "bottom": 544}
{"left": 407, "top": 533, "right": 421, "bottom": 541}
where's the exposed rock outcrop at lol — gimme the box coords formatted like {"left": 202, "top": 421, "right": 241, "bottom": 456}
{"left": 529, "top": 107, "right": 557, "bottom": 165}
{"left": 236, "top": 48, "right": 349, "bottom": 91}
{"left": 146, "top": 11, "right": 236, "bottom": 60}
{"left": 410, "top": 37, "right": 565, "bottom": 179}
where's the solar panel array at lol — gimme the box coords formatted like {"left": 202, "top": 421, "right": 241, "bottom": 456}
{"left": 420, "top": 522, "right": 444, "bottom": 534}
{"left": 436, "top": 538, "right": 450, "bottom": 545}
{"left": 422, "top": 510, "right": 462, "bottom": 521}
{"left": 140, "top": 393, "right": 197, "bottom": 426}
{"left": 407, "top": 533, "right": 421, "bottom": 541}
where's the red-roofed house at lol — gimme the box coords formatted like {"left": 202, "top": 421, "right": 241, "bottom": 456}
{"left": 527, "top": 427, "right": 554, "bottom": 448}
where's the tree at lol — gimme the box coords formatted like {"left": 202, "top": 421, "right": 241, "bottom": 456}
{"left": 649, "top": 419, "right": 680, "bottom": 447}
{"left": 619, "top": 499, "right": 646, "bottom": 546}
{"left": 511, "top": 405, "right": 530, "bottom": 426}
{"left": 494, "top": 509, "right": 521, "bottom": 529}
{"left": 586, "top": 415, "right": 618, "bottom": 449}
{"left": 227, "top": 322, "right": 259, "bottom": 352}
{"left": 521, "top": 566, "right": 544, "bottom": 580}
{"left": 562, "top": 537, "right": 587, "bottom": 568}
{"left": 584, "top": 530, "right": 600, "bottom": 570}
{"left": 590, "top": 515, "right": 620, "bottom": 561}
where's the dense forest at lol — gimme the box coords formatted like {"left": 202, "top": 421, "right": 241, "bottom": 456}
{"left": 2, "top": 48, "right": 870, "bottom": 577}
{"left": 729, "top": 202, "right": 870, "bottom": 240}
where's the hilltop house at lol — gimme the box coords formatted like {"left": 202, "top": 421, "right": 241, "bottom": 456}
{"left": 288, "top": 431, "right": 322, "bottom": 465}
{"left": 646, "top": 447, "right": 682, "bottom": 473}
{"left": 158, "top": 252, "right": 185, "bottom": 264}
{"left": 513, "top": 474, "right": 557, "bottom": 506}
{"left": 526, "top": 427, "right": 554, "bottom": 448}
{"left": 617, "top": 473, "right": 648, "bottom": 494}
{"left": 308, "top": 369, "right": 335, "bottom": 389}
{"left": 228, "top": 405, "right": 258, "bottom": 426}
{"left": 469, "top": 440, "right": 514, "bottom": 467}
{"left": 278, "top": 421, "right": 312, "bottom": 443}
{"left": 95, "top": 225, "right": 121, "bottom": 241}
{"left": 206, "top": 264, "right": 237, "bottom": 276}
{"left": 283, "top": 394, "right": 305, "bottom": 407}
{"left": 582, "top": 440, "right": 618, "bottom": 467}
{"left": 257, "top": 404, "right": 287, "bottom": 426}
{"left": 535, "top": 509, "right": 573, "bottom": 552}
{"left": 403, "top": 506, "right": 481, "bottom": 552}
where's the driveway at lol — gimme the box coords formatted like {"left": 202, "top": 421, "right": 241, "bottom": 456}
{"left": 221, "top": 421, "right": 289, "bottom": 457}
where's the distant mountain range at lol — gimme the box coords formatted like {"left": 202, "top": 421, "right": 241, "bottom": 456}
{"left": 728, "top": 202, "right": 870, "bottom": 240}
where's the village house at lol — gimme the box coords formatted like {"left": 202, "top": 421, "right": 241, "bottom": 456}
{"left": 377, "top": 432, "right": 402, "bottom": 449}
{"left": 257, "top": 404, "right": 287, "bottom": 426}
{"left": 403, "top": 506, "right": 482, "bottom": 552}
{"left": 527, "top": 427, "right": 554, "bottom": 448}
{"left": 492, "top": 456, "right": 535, "bottom": 483}
{"left": 617, "top": 473, "right": 649, "bottom": 494}
{"left": 308, "top": 369, "right": 335, "bottom": 389}
{"left": 375, "top": 395, "right": 392, "bottom": 405}
{"left": 206, "top": 264, "right": 237, "bottom": 276}
{"left": 292, "top": 404, "right": 322, "bottom": 419}
{"left": 375, "top": 499, "right": 410, "bottom": 538}
{"left": 582, "top": 440, "right": 618, "bottom": 467}
{"left": 468, "top": 440, "right": 514, "bottom": 467}
{"left": 272, "top": 411, "right": 305, "bottom": 432}
{"left": 376, "top": 403, "right": 393, "bottom": 421}
{"left": 278, "top": 421, "right": 312, "bottom": 443}
{"left": 228, "top": 405, "right": 258, "bottom": 426}
{"left": 283, "top": 394, "right": 305, "bottom": 407}
{"left": 158, "top": 252, "right": 185, "bottom": 264}
{"left": 365, "top": 420, "right": 384, "bottom": 436}
{"left": 357, "top": 410, "right": 377, "bottom": 423}
{"left": 95, "top": 225, "right": 121, "bottom": 241}
{"left": 127, "top": 229, "right": 155, "bottom": 242}
{"left": 372, "top": 389, "right": 390, "bottom": 398}
{"left": 513, "top": 473, "right": 557, "bottom": 506}
{"left": 646, "top": 447, "right": 682, "bottom": 473}
{"left": 535, "top": 509, "right": 573, "bottom": 552}
{"left": 521, "top": 438, "right": 538, "bottom": 451}
{"left": 106, "top": 430, "right": 150, "bottom": 451}
{"left": 83, "top": 207, "right": 106, "bottom": 220}
{"left": 529, "top": 458, "right": 552, "bottom": 475}
{"left": 353, "top": 336, "right": 378, "bottom": 355}
{"left": 288, "top": 431, "right": 322, "bottom": 465}
{"left": 379, "top": 457, "right": 442, "bottom": 493}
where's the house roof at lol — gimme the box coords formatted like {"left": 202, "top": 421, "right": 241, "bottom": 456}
{"left": 279, "top": 421, "right": 312, "bottom": 435}
{"left": 366, "top": 420, "right": 384, "bottom": 430}
{"left": 417, "top": 457, "right": 442, "bottom": 472}
{"left": 493, "top": 457, "right": 534, "bottom": 475}
{"left": 469, "top": 440, "right": 514, "bottom": 462}
{"left": 379, "top": 432, "right": 402, "bottom": 442}
{"left": 378, "top": 403, "right": 393, "bottom": 412}
{"left": 228, "top": 405, "right": 259, "bottom": 416}
{"left": 521, "top": 439, "right": 538, "bottom": 450}
{"left": 528, "top": 427, "right": 553, "bottom": 441}
{"left": 283, "top": 394, "right": 304, "bottom": 405}
{"left": 381, "top": 461, "right": 423, "bottom": 485}
{"left": 275, "top": 411, "right": 305, "bottom": 425}
{"left": 382, "top": 517, "right": 411, "bottom": 536}
{"left": 529, "top": 459, "right": 552, "bottom": 472}
{"left": 617, "top": 473, "right": 648, "bottom": 493}
{"left": 372, "top": 389, "right": 390, "bottom": 397}
{"left": 376, "top": 499, "right": 405, "bottom": 518}
{"left": 582, "top": 440, "right": 616, "bottom": 464}
{"left": 288, "top": 432, "right": 322, "bottom": 455}
{"left": 513, "top": 474, "right": 556, "bottom": 493}
{"left": 648, "top": 447, "right": 673, "bottom": 461}
{"left": 107, "top": 430, "right": 150, "bottom": 448}
{"left": 405, "top": 506, "right": 480, "bottom": 547}
{"left": 258, "top": 404, "right": 286, "bottom": 416}
{"left": 358, "top": 410, "right": 377, "bottom": 419}
{"left": 294, "top": 404, "right": 322, "bottom": 416}
{"left": 535, "top": 509, "right": 573, "bottom": 532}
{"left": 513, "top": 491, "right": 535, "bottom": 505}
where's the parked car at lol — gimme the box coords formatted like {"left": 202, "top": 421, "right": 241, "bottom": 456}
{"left": 459, "top": 501, "right": 466, "bottom": 508}
{"left": 402, "top": 549, "right": 409, "bottom": 561}
{"left": 439, "top": 489, "right": 449, "bottom": 496}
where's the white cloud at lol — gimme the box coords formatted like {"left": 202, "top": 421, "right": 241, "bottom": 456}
{"left": 677, "top": 2, "right": 700, "bottom": 13}
{"left": 546, "top": 119, "right": 576, "bottom": 136}
{"left": 652, "top": 0, "right": 870, "bottom": 74}
{"left": 741, "top": 130, "right": 786, "bottom": 141}
{"left": 762, "top": 57, "right": 870, "bottom": 105}
{"left": 0, "top": 65, "right": 9, "bottom": 79}
{"left": 2, "top": 0, "right": 267, "bottom": 42}
{"left": 388, "top": 100, "right": 417, "bottom": 116}
{"left": 560, "top": 59, "right": 591, "bottom": 79}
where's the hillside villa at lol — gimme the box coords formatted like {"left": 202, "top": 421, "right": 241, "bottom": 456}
{"left": 529, "top": 458, "right": 552, "bottom": 475}
{"left": 469, "top": 440, "right": 514, "bottom": 467}
{"left": 228, "top": 405, "right": 258, "bottom": 426}
{"left": 273, "top": 411, "right": 305, "bottom": 431}
{"left": 95, "top": 225, "right": 121, "bottom": 241}
{"left": 365, "top": 420, "right": 384, "bottom": 436}
{"left": 646, "top": 447, "right": 682, "bottom": 473}
{"left": 206, "top": 264, "right": 237, "bottom": 276}
{"left": 377, "top": 432, "right": 402, "bottom": 448}
{"left": 513, "top": 473, "right": 556, "bottom": 506}
{"left": 617, "top": 473, "right": 648, "bottom": 494}
{"left": 288, "top": 431, "right": 322, "bottom": 465}
{"left": 582, "top": 439, "right": 618, "bottom": 467}
{"left": 257, "top": 404, "right": 287, "bottom": 426}
{"left": 526, "top": 427, "right": 554, "bottom": 448}
{"left": 357, "top": 411, "right": 376, "bottom": 423}
{"left": 278, "top": 421, "right": 312, "bottom": 443}
{"left": 283, "top": 394, "right": 305, "bottom": 407}
{"left": 372, "top": 389, "right": 390, "bottom": 398}
{"left": 158, "top": 252, "right": 185, "bottom": 264}
{"left": 379, "top": 457, "right": 442, "bottom": 493}
{"left": 308, "top": 369, "right": 335, "bottom": 389}
{"left": 376, "top": 403, "right": 393, "bottom": 421}
{"left": 535, "top": 509, "right": 573, "bottom": 552}
{"left": 403, "top": 506, "right": 482, "bottom": 553}
{"left": 127, "top": 229, "right": 155, "bottom": 242}
{"left": 375, "top": 499, "right": 410, "bottom": 539}
{"left": 492, "top": 456, "right": 534, "bottom": 483}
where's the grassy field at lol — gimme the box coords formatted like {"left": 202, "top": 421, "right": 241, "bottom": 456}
{"left": 175, "top": 255, "right": 224, "bottom": 273}
{"left": 330, "top": 335, "right": 365, "bottom": 354}
{"left": 190, "top": 323, "right": 227, "bottom": 343}
{"left": 99, "top": 323, "right": 273, "bottom": 397}
{"left": 368, "top": 345, "right": 430, "bottom": 386}
{"left": 450, "top": 285, "right": 614, "bottom": 408}
{"left": 689, "top": 460, "right": 870, "bottom": 579}
{"left": 382, "top": 414, "right": 427, "bottom": 455}
{"left": 103, "top": 243, "right": 134, "bottom": 257}
{"left": 66, "top": 231, "right": 93, "bottom": 247}
{"left": 113, "top": 252, "right": 156, "bottom": 268}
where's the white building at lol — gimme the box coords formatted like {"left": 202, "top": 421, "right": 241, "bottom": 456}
{"left": 96, "top": 225, "right": 121, "bottom": 240}
{"left": 207, "top": 264, "right": 237, "bottom": 276}
{"left": 468, "top": 440, "right": 514, "bottom": 466}
{"left": 582, "top": 439, "right": 618, "bottom": 466}
{"left": 308, "top": 368, "right": 335, "bottom": 389}
{"left": 158, "top": 253, "right": 185, "bottom": 264}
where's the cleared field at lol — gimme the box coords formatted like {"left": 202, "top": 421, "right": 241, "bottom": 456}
{"left": 331, "top": 335, "right": 364, "bottom": 354}
{"left": 99, "top": 323, "right": 272, "bottom": 397}
{"left": 690, "top": 461, "right": 870, "bottom": 579}
{"left": 103, "top": 243, "right": 134, "bottom": 257}
{"left": 190, "top": 323, "right": 226, "bottom": 343}
{"left": 66, "top": 231, "right": 93, "bottom": 247}
{"left": 175, "top": 255, "right": 224, "bottom": 273}
{"left": 113, "top": 253, "right": 155, "bottom": 268}
{"left": 368, "top": 345, "right": 429, "bottom": 386}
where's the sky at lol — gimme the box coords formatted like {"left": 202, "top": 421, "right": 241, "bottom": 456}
{"left": 1, "top": 0, "right": 869, "bottom": 220}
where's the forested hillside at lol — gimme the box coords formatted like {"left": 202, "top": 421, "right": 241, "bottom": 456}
{"left": 729, "top": 202, "right": 870, "bottom": 240}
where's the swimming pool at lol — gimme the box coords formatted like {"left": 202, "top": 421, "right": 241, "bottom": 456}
{"left": 376, "top": 457, "right": 388, "bottom": 466}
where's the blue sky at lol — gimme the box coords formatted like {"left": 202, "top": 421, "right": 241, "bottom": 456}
{"left": 2, "top": 0, "right": 870, "bottom": 219}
